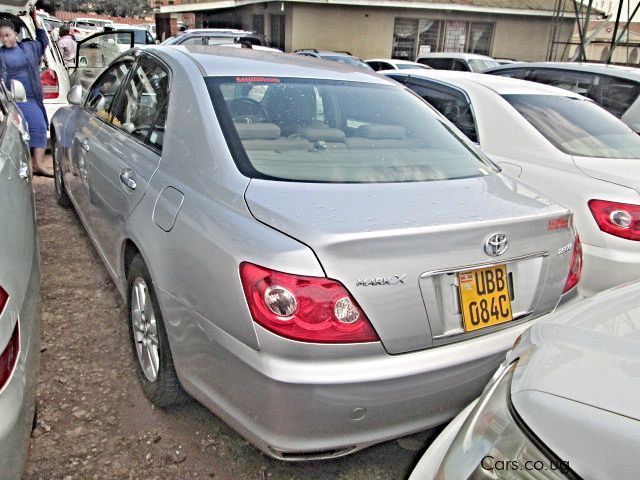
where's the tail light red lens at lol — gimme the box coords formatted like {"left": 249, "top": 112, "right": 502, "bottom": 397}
{"left": 240, "top": 262, "right": 379, "bottom": 343}
{"left": 563, "top": 235, "right": 582, "bottom": 293}
{"left": 0, "top": 286, "right": 19, "bottom": 391}
{"left": 40, "top": 69, "right": 59, "bottom": 99}
{"left": 588, "top": 199, "right": 640, "bottom": 241}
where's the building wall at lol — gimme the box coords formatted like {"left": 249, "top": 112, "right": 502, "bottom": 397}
{"left": 288, "top": 3, "right": 573, "bottom": 61}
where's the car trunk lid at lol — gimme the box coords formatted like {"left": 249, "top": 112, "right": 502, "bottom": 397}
{"left": 245, "top": 174, "right": 574, "bottom": 354}
{"left": 573, "top": 156, "right": 640, "bottom": 195}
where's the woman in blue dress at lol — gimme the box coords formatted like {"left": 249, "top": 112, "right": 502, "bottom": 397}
{"left": 0, "top": 9, "right": 52, "bottom": 177}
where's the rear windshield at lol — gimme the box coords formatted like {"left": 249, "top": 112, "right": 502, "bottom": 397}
{"left": 321, "top": 56, "right": 374, "bottom": 71}
{"left": 397, "top": 63, "right": 429, "bottom": 70}
{"left": 504, "top": 94, "right": 640, "bottom": 158}
{"left": 206, "top": 77, "right": 497, "bottom": 182}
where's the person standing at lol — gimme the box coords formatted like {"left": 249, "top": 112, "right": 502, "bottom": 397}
{"left": 0, "top": 8, "right": 52, "bottom": 177}
{"left": 57, "top": 24, "right": 76, "bottom": 68}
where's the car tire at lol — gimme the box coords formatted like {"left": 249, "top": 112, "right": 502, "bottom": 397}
{"left": 52, "top": 133, "right": 71, "bottom": 209}
{"left": 127, "top": 255, "right": 186, "bottom": 407}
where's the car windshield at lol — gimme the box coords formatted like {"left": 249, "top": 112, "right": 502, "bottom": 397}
{"left": 76, "top": 21, "right": 98, "bottom": 30}
{"left": 504, "top": 94, "right": 640, "bottom": 158}
{"left": 206, "top": 77, "right": 497, "bottom": 182}
{"left": 322, "top": 55, "right": 374, "bottom": 71}
{"left": 468, "top": 59, "right": 499, "bottom": 72}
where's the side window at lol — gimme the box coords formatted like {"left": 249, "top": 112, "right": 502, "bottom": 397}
{"left": 427, "top": 58, "right": 454, "bottom": 70}
{"left": 368, "top": 62, "right": 383, "bottom": 71}
{"left": 407, "top": 80, "right": 478, "bottom": 143}
{"left": 110, "top": 57, "right": 170, "bottom": 147}
{"left": 147, "top": 101, "right": 167, "bottom": 151}
{"left": 452, "top": 59, "right": 470, "bottom": 71}
{"left": 599, "top": 75, "right": 640, "bottom": 117}
{"left": 84, "top": 61, "right": 134, "bottom": 121}
{"left": 530, "top": 69, "right": 599, "bottom": 100}
{"left": 181, "top": 37, "right": 204, "bottom": 45}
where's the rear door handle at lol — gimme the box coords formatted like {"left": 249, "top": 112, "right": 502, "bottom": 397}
{"left": 119, "top": 168, "right": 137, "bottom": 190}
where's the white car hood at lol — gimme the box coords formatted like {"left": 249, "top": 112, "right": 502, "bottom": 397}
{"left": 573, "top": 155, "right": 640, "bottom": 195}
{"left": 508, "top": 283, "right": 640, "bottom": 478}
{"left": 0, "top": 0, "right": 36, "bottom": 15}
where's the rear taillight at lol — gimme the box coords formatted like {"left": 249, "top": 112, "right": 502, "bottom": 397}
{"left": 240, "top": 262, "right": 379, "bottom": 343}
{"left": 40, "top": 69, "right": 59, "bottom": 99}
{"left": 0, "top": 286, "right": 19, "bottom": 391}
{"left": 563, "top": 235, "right": 582, "bottom": 293}
{"left": 588, "top": 199, "right": 640, "bottom": 241}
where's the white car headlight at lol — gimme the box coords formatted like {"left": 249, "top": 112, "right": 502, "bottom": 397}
{"left": 434, "top": 362, "right": 578, "bottom": 479}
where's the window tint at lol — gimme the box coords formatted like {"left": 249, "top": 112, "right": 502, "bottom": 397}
{"left": 147, "top": 101, "right": 167, "bottom": 151}
{"left": 490, "top": 68, "right": 529, "bottom": 80}
{"left": 600, "top": 75, "right": 640, "bottom": 117}
{"left": 452, "top": 59, "right": 469, "bottom": 71}
{"left": 423, "top": 58, "right": 454, "bottom": 70}
{"left": 530, "top": 69, "right": 599, "bottom": 99}
{"left": 407, "top": 80, "right": 478, "bottom": 143}
{"left": 85, "top": 61, "right": 133, "bottom": 121}
{"left": 207, "top": 77, "right": 497, "bottom": 183}
{"left": 504, "top": 94, "right": 640, "bottom": 158}
{"left": 110, "top": 57, "right": 169, "bottom": 148}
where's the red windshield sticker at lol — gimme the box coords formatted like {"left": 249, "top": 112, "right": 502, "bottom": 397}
{"left": 235, "top": 76, "right": 281, "bottom": 83}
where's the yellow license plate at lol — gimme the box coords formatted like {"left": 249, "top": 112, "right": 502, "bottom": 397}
{"left": 458, "top": 265, "right": 513, "bottom": 332}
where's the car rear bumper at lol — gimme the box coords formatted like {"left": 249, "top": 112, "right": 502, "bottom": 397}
{"left": 163, "top": 287, "right": 534, "bottom": 460}
{"left": 581, "top": 242, "right": 640, "bottom": 296}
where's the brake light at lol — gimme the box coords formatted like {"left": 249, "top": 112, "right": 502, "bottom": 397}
{"left": 563, "top": 235, "right": 582, "bottom": 293}
{"left": 0, "top": 285, "right": 19, "bottom": 391}
{"left": 40, "top": 69, "right": 59, "bottom": 99}
{"left": 240, "top": 262, "right": 379, "bottom": 343}
{"left": 588, "top": 199, "right": 640, "bottom": 241}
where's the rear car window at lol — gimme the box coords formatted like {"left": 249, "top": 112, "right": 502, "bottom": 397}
{"left": 467, "top": 59, "right": 499, "bottom": 72}
{"left": 504, "top": 94, "right": 640, "bottom": 159}
{"left": 206, "top": 77, "right": 497, "bottom": 183}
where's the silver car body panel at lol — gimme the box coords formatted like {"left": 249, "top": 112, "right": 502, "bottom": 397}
{"left": 0, "top": 93, "right": 41, "bottom": 479}
{"left": 50, "top": 46, "right": 577, "bottom": 457}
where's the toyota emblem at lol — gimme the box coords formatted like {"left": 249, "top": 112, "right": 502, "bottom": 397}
{"left": 484, "top": 233, "right": 509, "bottom": 256}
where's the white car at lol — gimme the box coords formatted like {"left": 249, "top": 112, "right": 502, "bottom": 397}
{"left": 1, "top": 0, "right": 71, "bottom": 135}
{"left": 410, "top": 281, "right": 640, "bottom": 480}
{"left": 68, "top": 19, "right": 99, "bottom": 40}
{"left": 415, "top": 52, "right": 500, "bottom": 72}
{"left": 365, "top": 58, "right": 431, "bottom": 71}
{"left": 384, "top": 70, "right": 640, "bottom": 296}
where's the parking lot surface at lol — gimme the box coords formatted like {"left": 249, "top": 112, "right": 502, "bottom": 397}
{"left": 24, "top": 156, "right": 434, "bottom": 480}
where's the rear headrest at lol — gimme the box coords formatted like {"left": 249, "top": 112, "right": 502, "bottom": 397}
{"left": 356, "top": 124, "right": 407, "bottom": 139}
{"left": 300, "top": 127, "right": 346, "bottom": 143}
{"left": 234, "top": 122, "right": 281, "bottom": 140}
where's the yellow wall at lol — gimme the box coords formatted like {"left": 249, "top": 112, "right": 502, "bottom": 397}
{"left": 289, "top": 4, "right": 573, "bottom": 61}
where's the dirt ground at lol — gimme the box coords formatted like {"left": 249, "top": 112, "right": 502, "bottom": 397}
{"left": 24, "top": 155, "right": 437, "bottom": 480}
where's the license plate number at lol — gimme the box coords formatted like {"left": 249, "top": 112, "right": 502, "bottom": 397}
{"left": 458, "top": 265, "right": 513, "bottom": 332}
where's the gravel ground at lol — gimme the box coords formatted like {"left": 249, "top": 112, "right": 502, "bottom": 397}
{"left": 24, "top": 156, "right": 438, "bottom": 480}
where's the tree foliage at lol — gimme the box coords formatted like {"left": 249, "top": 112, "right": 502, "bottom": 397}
{"left": 44, "top": 0, "right": 151, "bottom": 18}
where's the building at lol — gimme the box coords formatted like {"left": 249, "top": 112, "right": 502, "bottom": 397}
{"left": 155, "top": 0, "right": 580, "bottom": 61}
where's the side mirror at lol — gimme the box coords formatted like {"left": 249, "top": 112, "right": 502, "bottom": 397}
{"left": 10, "top": 80, "right": 26, "bottom": 102}
{"left": 67, "top": 85, "right": 83, "bottom": 105}
{"left": 78, "top": 56, "right": 88, "bottom": 67}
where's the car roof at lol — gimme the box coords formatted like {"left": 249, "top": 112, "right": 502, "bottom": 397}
{"left": 387, "top": 69, "right": 583, "bottom": 97}
{"left": 416, "top": 52, "right": 496, "bottom": 60}
{"left": 486, "top": 61, "right": 640, "bottom": 80}
{"left": 159, "top": 45, "right": 397, "bottom": 83}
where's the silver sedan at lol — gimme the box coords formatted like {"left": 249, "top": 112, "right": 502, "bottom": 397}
{"left": 0, "top": 80, "right": 41, "bottom": 479}
{"left": 51, "top": 44, "right": 580, "bottom": 460}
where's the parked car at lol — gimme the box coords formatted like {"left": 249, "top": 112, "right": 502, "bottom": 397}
{"left": 485, "top": 62, "right": 640, "bottom": 133}
{"left": 0, "top": 0, "right": 71, "bottom": 138}
{"left": 385, "top": 69, "right": 640, "bottom": 296}
{"left": 365, "top": 58, "right": 431, "bottom": 71}
{"left": 416, "top": 52, "right": 499, "bottom": 72}
{"left": 68, "top": 18, "right": 99, "bottom": 40}
{"left": 0, "top": 79, "right": 42, "bottom": 480}
{"left": 161, "top": 28, "right": 265, "bottom": 47}
{"left": 410, "top": 280, "right": 640, "bottom": 480}
{"left": 77, "top": 17, "right": 114, "bottom": 30}
{"left": 51, "top": 43, "right": 580, "bottom": 460}
{"left": 294, "top": 49, "right": 374, "bottom": 70}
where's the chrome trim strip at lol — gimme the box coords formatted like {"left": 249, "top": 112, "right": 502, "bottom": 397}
{"left": 419, "top": 251, "right": 549, "bottom": 279}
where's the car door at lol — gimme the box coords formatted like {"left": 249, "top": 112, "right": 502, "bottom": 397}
{"left": 86, "top": 54, "right": 169, "bottom": 273}
{"left": 73, "top": 31, "right": 134, "bottom": 90}
{"left": 404, "top": 77, "right": 479, "bottom": 143}
{"left": 65, "top": 59, "right": 135, "bottom": 228}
